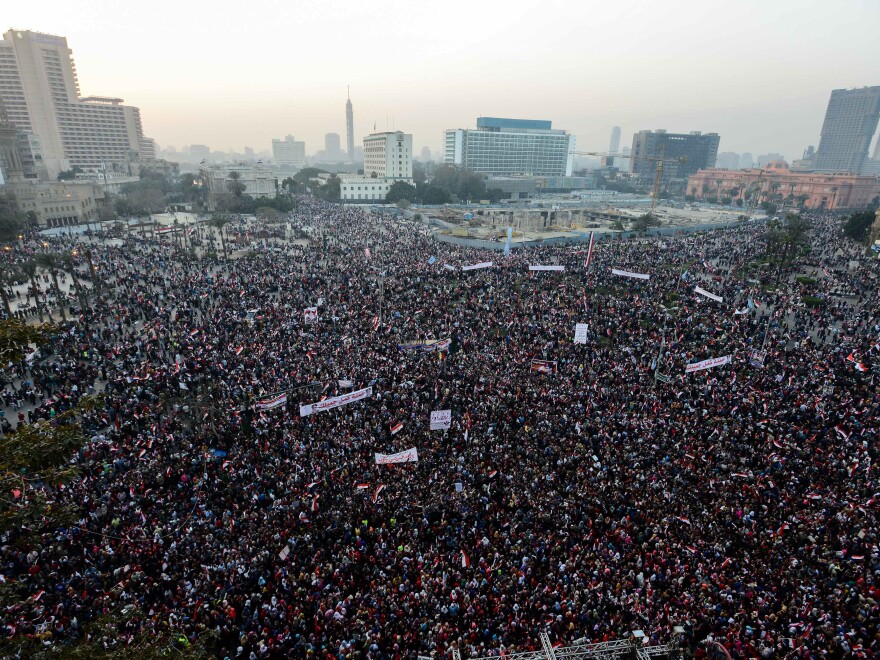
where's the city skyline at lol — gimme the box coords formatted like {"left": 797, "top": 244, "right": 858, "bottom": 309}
{"left": 4, "top": 0, "right": 880, "bottom": 162}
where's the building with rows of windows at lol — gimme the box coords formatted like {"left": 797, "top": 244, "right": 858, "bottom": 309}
{"left": 444, "top": 117, "right": 574, "bottom": 177}
{"left": 0, "top": 29, "right": 154, "bottom": 179}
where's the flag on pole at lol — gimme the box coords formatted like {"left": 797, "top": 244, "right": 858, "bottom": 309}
{"left": 584, "top": 232, "right": 595, "bottom": 269}
{"left": 373, "top": 484, "right": 386, "bottom": 503}
{"left": 461, "top": 550, "right": 470, "bottom": 568}
{"left": 356, "top": 483, "right": 369, "bottom": 490}
{"left": 390, "top": 421, "right": 403, "bottom": 435}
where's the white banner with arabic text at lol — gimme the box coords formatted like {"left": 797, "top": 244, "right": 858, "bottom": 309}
{"left": 300, "top": 386, "right": 372, "bottom": 416}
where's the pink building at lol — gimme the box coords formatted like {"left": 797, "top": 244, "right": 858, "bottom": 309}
{"left": 687, "top": 160, "right": 880, "bottom": 210}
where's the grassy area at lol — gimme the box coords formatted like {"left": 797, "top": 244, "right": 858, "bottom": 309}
{"left": 803, "top": 295, "right": 826, "bottom": 307}
{"left": 796, "top": 275, "right": 817, "bottom": 285}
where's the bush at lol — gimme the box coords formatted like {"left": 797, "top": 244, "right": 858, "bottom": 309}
{"left": 796, "top": 276, "right": 816, "bottom": 285}
{"left": 802, "top": 295, "right": 826, "bottom": 307}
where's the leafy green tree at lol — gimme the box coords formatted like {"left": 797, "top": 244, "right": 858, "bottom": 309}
{"left": 386, "top": 181, "right": 418, "bottom": 204}
{"left": 419, "top": 184, "right": 451, "bottom": 205}
{"left": 632, "top": 213, "right": 661, "bottom": 234}
{"left": 760, "top": 201, "right": 778, "bottom": 216}
{"left": 56, "top": 166, "right": 83, "bottom": 181}
{"left": 293, "top": 168, "right": 329, "bottom": 189}
{"left": 0, "top": 212, "right": 22, "bottom": 243}
{"left": 841, "top": 210, "right": 876, "bottom": 242}
{"left": 256, "top": 206, "right": 281, "bottom": 222}
{"left": 314, "top": 176, "right": 340, "bottom": 202}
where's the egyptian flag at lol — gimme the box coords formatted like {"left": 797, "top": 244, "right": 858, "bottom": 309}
{"left": 461, "top": 550, "right": 470, "bottom": 568}
{"left": 312, "top": 494, "right": 319, "bottom": 512}
{"left": 365, "top": 247, "right": 371, "bottom": 259}
{"left": 372, "top": 316, "right": 380, "bottom": 332}
{"left": 584, "top": 232, "right": 595, "bottom": 269}
{"left": 488, "top": 469, "right": 498, "bottom": 479}
{"left": 391, "top": 422, "right": 403, "bottom": 435}
{"left": 373, "top": 484, "right": 386, "bottom": 503}
{"left": 356, "top": 483, "right": 369, "bottom": 491}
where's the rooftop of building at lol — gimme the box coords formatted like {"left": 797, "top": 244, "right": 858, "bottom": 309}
{"left": 476, "top": 117, "right": 552, "bottom": 131}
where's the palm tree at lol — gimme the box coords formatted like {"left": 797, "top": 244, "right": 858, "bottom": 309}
{"left": 84, "top": 248, "right": 101, "bottom": 299}
{"left": 20, "top": 260, "right": 44, "bottom": 322}
{"left": 227, "top": 171, "right": 246, "bottom": 198}
{"left": 61, "top": 251, "right": 85, "bottom": 309}
{"left": 715, "top": 178, "right": 723, "bottom": 202}
{"left": 36, "top": 252, "right": 67, "bottom": 321}
{"left": 208, "top": 213, "right": 230, "bottom": 260}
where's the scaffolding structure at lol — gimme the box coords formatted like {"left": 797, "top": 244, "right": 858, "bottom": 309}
{"left": 451, "top": 633, "right": 681, "bottom": 660}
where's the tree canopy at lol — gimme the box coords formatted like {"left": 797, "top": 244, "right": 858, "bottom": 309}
{"left": 841, "top": 210, "right": 876, "bottom": 242}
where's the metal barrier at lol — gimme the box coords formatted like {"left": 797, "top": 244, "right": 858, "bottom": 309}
{"left": 432, "top": 221, "right": 745, "bottom": 252}
{"left": 451, "top": 633, "right": 680, "bottom": 660}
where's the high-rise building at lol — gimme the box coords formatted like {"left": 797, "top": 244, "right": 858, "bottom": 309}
{"left": 0, "top": 29, "right": 154, "bottom": 178}
{"left": 325, "top": 133, "right": 341, "bottom": 159}
{"left": 363, "top": 131, "right": 412, "bottom": 180}
{"left": 444, "top": 117, "right": 575, "bottom": 177}
{"left": 814, "top": 86, "right": 880, "bottom": 174}
{"left": 715, "top": 152, "right": 741, "bottom": 170}
{"left": 271, "top": 135, "right": 306, "bottom": 168}
{"left": 420, "top": 146, "right": 432, "bottom": 162}
{"left": 629, "top": 129, "right": 720, "bottom": 183}
{"left": 609, "top": 126, "right": 621, "bottom": 154}
{"left": 345, "top": 87, "right": 354, "bottom": 162}
{"left": 755, "top": 153, "right": 786, "bottom": 168}
{"left": 739, "top": 153, "right": 754, "bottom": 169}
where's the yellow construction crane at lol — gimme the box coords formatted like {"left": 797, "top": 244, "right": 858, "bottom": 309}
{"left": 569, "top": 146, "right": 687, "bottom": 211}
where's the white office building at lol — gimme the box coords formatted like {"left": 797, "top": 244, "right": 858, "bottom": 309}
{"left": 363, "top": 131, "right": 412, "bottom": 180}
{"left": 271, "top": 135, "right": 306, "bottom": 168}
{"left": 0, "top": 29, "right": 154, "bottom": 177}
{"left": 444, "top": 117, "right": 574, "bottom": 177}
{"left": 340, "top": 176, "right": 393, "bottom": 202}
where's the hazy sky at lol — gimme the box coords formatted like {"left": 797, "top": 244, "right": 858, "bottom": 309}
{"left": 6, "top": 0, "right": 880, "bottom": 160}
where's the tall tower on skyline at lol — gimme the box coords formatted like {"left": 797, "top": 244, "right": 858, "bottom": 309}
{"left": 345, "top": 86, "right": 354, "bottom": 163}
{"left": 0, "top": 94, "right": 25, "bottom": 183}
{"left": 609, "top": 126, "right": 621, "bottom": 154}
{"left": 814, "top": 86, "right": 880, "bottom": 174}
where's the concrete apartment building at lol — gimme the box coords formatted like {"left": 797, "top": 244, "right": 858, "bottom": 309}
{"left": 271, "top": 135, "right": 306, "bottom": 168}
{"left": 341, "top": 131, "right": 412, "bottom": 203}
{"left": 813, "top": 86, "right": 880, "bottom": 174}
{"left": 687, "top": 160, "right": 880, "bottom": 210}
{"left": 630, "top": 129, "right": 720, "bottom": 185}
{"left": 363, "top": 131, "right": 412, "bottom": 180}
{"left": 444, "top": 117, "right": 575, "bottom": 177}
{"left": 0, "top": 29, "right": 154, "bottom": 178}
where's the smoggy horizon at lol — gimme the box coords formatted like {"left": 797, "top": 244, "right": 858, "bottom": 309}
{"left": 5, "top": 0, "right": 879, "bottom": 162}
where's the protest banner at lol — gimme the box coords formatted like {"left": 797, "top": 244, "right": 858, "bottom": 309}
{"left": 685, "top": 355, "right": 732, "bottom": 373}
{"left": 430, "top": 409, "right": 451, "bottom": 430}
{"left": 694, "top": 286, "right": 723, "bottom": 303}
{"left": 611, "top": 268, "right": 650, "bottom": 280}
{"left": 574, "top": 323, "right": 589, "bottom": 344}
{"left": 255, "top": 393, "right": 287, "bottom": 411}
{"left": 528, "top": 265, "right": 565, "bottom": 272}
{"left": 304, "top": 307, "right": 318, "bottom": 324}
{"left": 300, "top": 386, "right": 372, "bottom": 416}
{"left": 462, "top": 261, "right": 493, "bottom": 271}
{"left": 375, "top": 448, "right": 419, "bottom": 464}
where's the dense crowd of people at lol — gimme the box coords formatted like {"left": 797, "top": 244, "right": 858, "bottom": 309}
{"left": 0, "top": 200, "right": 878, "bottom": 659}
